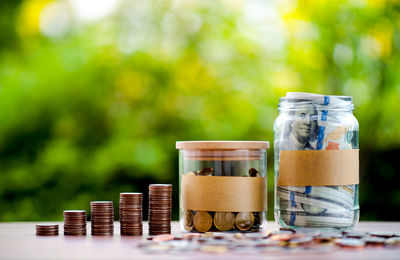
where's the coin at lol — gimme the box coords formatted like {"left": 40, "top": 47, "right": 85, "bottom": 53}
{"left": 193, "top": 211, "right": 213, "bottom": 233}
{"left": 279, "top": 227, "right": 296, "bottom": 233}
{"left": 235, "top": 212, "right": 255, "bottom": 231}
{"left": 363, "top": 237, "right": 386, "bottom": 247}
{"left": 36, "top": 224, "right": 59, "bottom": 236}
{"left": 288, "top": 236, "right": 313, "bottom": 246}
{"left": 119, "top": 192, "right": 143, "bottom": 236}
{"left": 148, "top": 184, "right": 172, "bottom": 235}
{"left": 183, "top": 209, "right": 194, "bottom": 231}
{"left": 336, "top": 238, "right": 365, "bottom": 249}
{"left": 369, "top": 231, "right": 394, "bottom": 238}
{"left": 91, "top": 201, "right": 114, "bottom": 236}
{"left": 248, "top": 168, "right": 261, "bottom": 177}
{"left": 344, "top": 231, "right": 367, "bottom": 239}
{"left": 63, "top": 210, "right": 87, "bottom": 236}
{"left": 197, "top": 168, "right": 214, "bottom": 176}
{"left": 385, "top": 237, "right": 400, "bottom": 247}
{"left": 213, "top": 212, "right": 234, "bottom": 232}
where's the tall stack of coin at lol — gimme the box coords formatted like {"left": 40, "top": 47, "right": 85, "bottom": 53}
{"left": 63, "top": 210, "right": 87, "bottom": 235}
{"left": 36, "top": 224, "right": 59, "bottom": 236}
{"left": 119, "top": 192, "right": 143, "bottom": 236}
{"left": 90, "top": 201, "right": 114, "bottom": 236}
{"left": 148, "top": 184, "right": 172, "bottom": 235}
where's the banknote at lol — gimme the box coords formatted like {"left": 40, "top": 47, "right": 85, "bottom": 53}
{"left": 278, "top": 199, "right": 352, "bottom": 217}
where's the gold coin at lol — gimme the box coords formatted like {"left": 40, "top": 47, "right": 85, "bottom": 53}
{"left": 197, "top": 168, "right": 214, "bottom": 176}
{"left": 213, "top": 212, "right": 234, "bottom": 231}
{"left": 235, "top": 212, "right": 255, "bottom": 231}
{"left": 183, "top": 209, "right": 194, "bottom": 231}
{"left": 193, "top": 211, "right": 212, "bottom": 233}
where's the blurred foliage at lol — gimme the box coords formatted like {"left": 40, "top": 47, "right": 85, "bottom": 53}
{"left": 0, "top": 0, "right": 399, "bottom": 221}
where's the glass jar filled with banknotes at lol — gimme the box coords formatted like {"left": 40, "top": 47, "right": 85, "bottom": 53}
{"left": 176, "top": 141, "right": 269, "bottom": 233}
{"left": 274, "top": 92, "right": 359, "bottom": 230}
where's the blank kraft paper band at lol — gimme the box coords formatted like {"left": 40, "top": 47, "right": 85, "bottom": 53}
{"left": 181, "top": 175, "right": 267, "bottom": 212}
{"left": 278, "top": 149, "right": 359, "bottom": 186}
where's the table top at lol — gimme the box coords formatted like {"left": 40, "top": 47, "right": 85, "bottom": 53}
{"left": 1, "top": 221, "right": 399, "bottom": 259}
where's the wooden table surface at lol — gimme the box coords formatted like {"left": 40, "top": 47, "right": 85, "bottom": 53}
{"left": 1, "top": 221, "right": 399, "bottom": 259}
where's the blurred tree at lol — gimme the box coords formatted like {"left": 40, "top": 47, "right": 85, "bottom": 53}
{"left": 0, "top": 0, "right": 399, "bottom": 221}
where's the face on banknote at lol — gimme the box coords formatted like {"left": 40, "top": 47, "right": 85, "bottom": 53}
{"left": 280, "top": 103, "right": 318, "bottom": 151}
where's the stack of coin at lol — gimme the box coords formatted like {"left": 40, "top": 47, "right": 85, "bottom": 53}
{"left": 148, "top": 184, "right": 172, "bottom": 235}
{"left": 63, "top": 210, "right": 87, "bottom": 235}
{"left": 90, "top": 201, "right": 114, "bottom": 236}
{"left": 119, "top": 192, "right": 143, "bottom": 236}
{"left": 36, "top": 224, "right": 59, "bottom": 236}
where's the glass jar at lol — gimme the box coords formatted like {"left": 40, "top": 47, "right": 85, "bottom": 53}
{"left": 176, "top": 141, "right": 269, "bottom": 233}
{"left": 274, "top": 92, "right": 359, "bottom": 230}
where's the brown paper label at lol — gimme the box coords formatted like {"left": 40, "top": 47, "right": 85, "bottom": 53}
{"left": 181, "top": 175, "right": 266, "bottom": 212}
{"left": 278, "top": 149, "right": 359, "bottom": 186}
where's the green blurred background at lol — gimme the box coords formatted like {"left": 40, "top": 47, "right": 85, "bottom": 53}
{"left": 0, "top": 0, "right": 399, "bottom": 222}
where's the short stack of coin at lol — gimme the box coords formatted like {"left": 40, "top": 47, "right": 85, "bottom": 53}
{"left": 148, "top": 184, "right": 172, "bottom": 235}
{"left": 90, "top": 201, "right": 114, "bottom": 236}
{"left": 36, "top": 224, "right": 59, "bottom": 236}
{"left": 63, "top": 210, "right": 87, "bottom": 235}
{"left": 119, "top": 192, "right": 143, "bottom": 236}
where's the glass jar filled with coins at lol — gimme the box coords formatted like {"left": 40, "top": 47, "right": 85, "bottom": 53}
{"left": 176, "top": 141, "right": 269, "bottom": 233}
{"left": 274, "top": 92, "right": 359, "bottom": 230}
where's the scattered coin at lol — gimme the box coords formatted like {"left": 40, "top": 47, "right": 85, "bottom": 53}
{"left": 363, "top": 236, "right": 386, "bottom": 247}
{"left": 336, "top": 238, "right": 365, "bottom": 249}
{"left": 315, "top": 231, "right": 343, "bottom": 242}
{"left": 369, "top": 231, "right": 394, "bottom": 238}
{"left": 288, "top": 236, "right": 314, "bottom": 246}
{"left": 153, "top": 234, "right": 175, "bottom": 242}
{"left": 385, "top": 237, "right": 400, "bottom": 247}
{"left": 279, "top": 227, "right": 296, "bottom": 233}
{"left": 193, "top": 211, "right": 213, "bottom": 233}
{"left": 344, "top": 231, "right": 367, "bottom": 239}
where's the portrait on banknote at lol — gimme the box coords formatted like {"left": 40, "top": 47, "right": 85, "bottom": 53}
{"left": 279, "top": 103, "right": 319, "bottom": 151}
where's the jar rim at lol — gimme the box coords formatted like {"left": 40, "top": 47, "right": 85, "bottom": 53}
{"left": 278, "top": 92, "right": 354, "bottom": 111}
{"left": 176, "top": 141, "right": 270, "bottom": 150}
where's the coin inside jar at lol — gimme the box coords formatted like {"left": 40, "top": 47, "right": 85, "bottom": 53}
{"left": 235, "top": 212, "right": 255, "bottom": 231}
{"left": 193, "top": 211, "right": 212, "bottom": 233}
{"left": 213, "top": 212, "right": 234, "bottom": 232}
{"left": 183, "top": 209, "right": 194, "bottom": 231}
{"left": 248, "top": 168, "right": 261, "bottom": 177}
{"left": 197, "top": 168, "right": 214, "bottom": 176}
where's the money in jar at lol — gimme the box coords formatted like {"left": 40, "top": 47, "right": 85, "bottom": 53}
{"left": 273, "top": 92, "right": 359, "bottom": 230}
{"left": 176, "top": 141, "right": 269, "bottom": 232}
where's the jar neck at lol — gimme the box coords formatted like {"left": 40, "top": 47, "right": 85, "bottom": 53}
{"left": 278, "top": 94, "right": 354, "bottom": 112}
